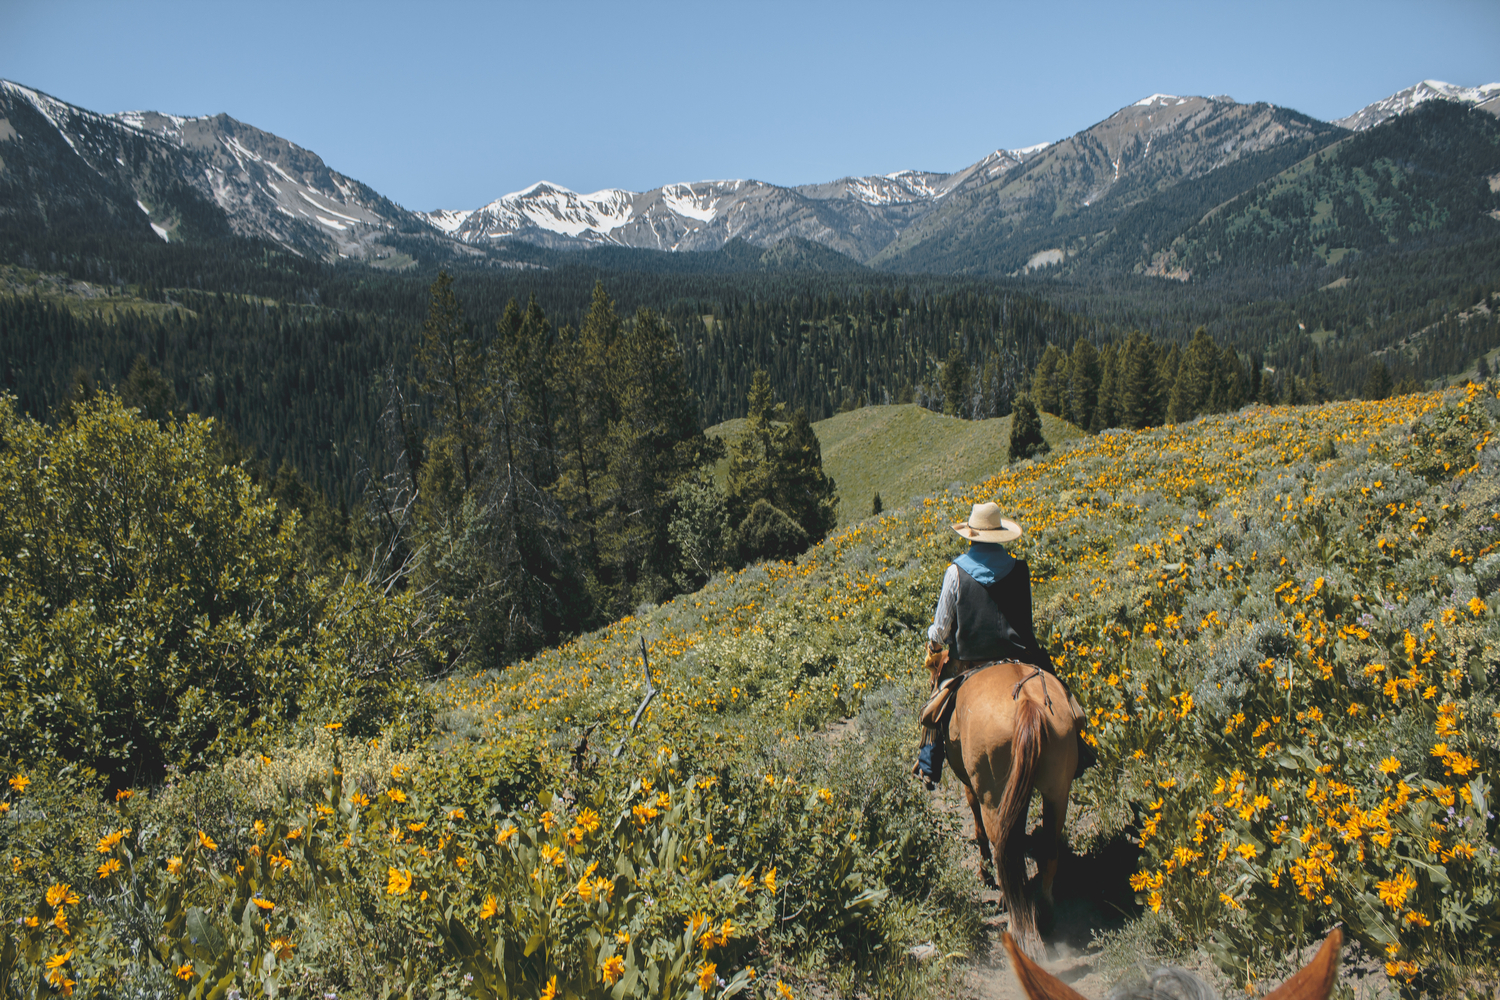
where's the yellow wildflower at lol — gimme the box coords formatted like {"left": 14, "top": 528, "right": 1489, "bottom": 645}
{"left": 603, "top": 954, "right": 625, "bottom": 984}
{"left": 8, "top": 775, "right": 30, "bottom": 793}
{"left": 174, "top": 964, "right": 194, "bottom": 981}
{"left": 96, "top": 829, "right": 130, "bottom": 853}
{"left": 45, "top": 884, "right": 79, "bottom": 908}
{"left": 96, "top": 858, "right": 121, "bottom": 879}
{"left": 386, "top": 867, "right": 413, "bottom": 895}
{"left": 698, "top": 963, "right": 717, "bottom": 992}
{"left": 1376, "top": 869, "right": 1416, "bottom": 911}
{"left": 167, "top": 857, "right": 182, "bottom": 875}
{"left": 539, "top": 975, "right": 558, "bottom": 1000}
{"left": 480, "top": 895, "right": 497, "bottom": 919}
{"left": 197, "top": 830, "right": 217, "bottom": 851}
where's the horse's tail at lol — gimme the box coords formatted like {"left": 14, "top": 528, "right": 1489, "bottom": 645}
{"left": 996, "top": 695, "right": 1046, "bottom": 946}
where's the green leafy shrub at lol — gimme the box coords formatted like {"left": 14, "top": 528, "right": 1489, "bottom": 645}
{"left": 0, "top": 393, "right": 442, "bottom": 786}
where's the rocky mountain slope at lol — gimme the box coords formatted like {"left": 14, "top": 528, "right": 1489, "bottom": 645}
{"left": 1140, "top": 101, "right": 1500, "bottom": 279}
{"left": 0, "top": 80, "right": 463, "bottom": 263}
{"left": 2, "top": 77, "right": 1496, "bottom": 277}
{"left": 421, "top": 145, "right": 1049, "bottom": 261}
{"left": 1334, "top": 79, "right": 1500, "bottom": 132}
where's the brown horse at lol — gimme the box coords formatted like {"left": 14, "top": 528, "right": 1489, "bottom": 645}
{"left": 1004, "top": 928, "right": 1343, "bottom": 1000}
{"left": 927, "top": 649, "right": 1081, "bottom": 957}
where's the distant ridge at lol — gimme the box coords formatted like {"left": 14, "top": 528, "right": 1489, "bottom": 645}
{"left": 1335, "top": 79, "right": 1500, "bottom": 131}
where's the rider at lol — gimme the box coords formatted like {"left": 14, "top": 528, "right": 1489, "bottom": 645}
{"left": 917, "top": 502, "right": 1096, "bottom": 781}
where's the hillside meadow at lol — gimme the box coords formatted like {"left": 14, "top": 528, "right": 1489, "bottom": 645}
{"left": 2, "top": 383, "right": 1497, "bottom": 999}
{"left": 706, "top": 403, "right": 1085, "bottom": 526}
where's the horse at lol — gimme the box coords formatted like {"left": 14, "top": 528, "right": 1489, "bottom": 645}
{"left": 1003, "top": 927, "right": 1343, "bottom": 1000}
{"left": 925, "top": 648, "right": 1081, "bottom": 958}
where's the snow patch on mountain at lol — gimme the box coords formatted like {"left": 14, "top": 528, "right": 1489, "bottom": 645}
{"left": 1335, "top": 79, "right": 1500, "bottom": 131}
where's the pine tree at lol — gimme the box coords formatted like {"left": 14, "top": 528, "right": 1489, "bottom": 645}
{"left": 1118, "top": 331, "right": 1158, "bottom": 430}
{"left": 774, "top": 407, "right": 839, "bottom": 541}
{"left": 1066, "top": 339, "right": 1101, "bottom": 431}
{"left": 1363, "top": 361, "right": 1393, "bottom": 400}
{"left": 940, "top": 346, "right": 971, "bottom": 418}
{"left": 415, "top": 271, "right": 484, "bottom": 492}
{"left": 726, "top": 371, "right": 837, "bottom": 560}
{"left": 1008, "top": 393, "right": 1049, "bottom": 462}
{"left": 1092, "top": 343, "right": 1119, "bottom": 432}
{"left": 1032, "top": 344, "right": 1065, "bottom": 415}
{"left": 1168, "top": 328, "right": 1217, "bottom": 423}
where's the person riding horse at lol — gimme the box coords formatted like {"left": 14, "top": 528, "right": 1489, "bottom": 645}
{"left": 916, "top": 502, "right": 1096, "bottom": 786}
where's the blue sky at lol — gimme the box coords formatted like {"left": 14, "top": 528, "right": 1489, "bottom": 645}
{"left": 3, "top": 0, "right": 1498, "bottom": 211}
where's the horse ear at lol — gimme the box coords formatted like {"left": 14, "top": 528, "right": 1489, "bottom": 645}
{"left": 1003, "top": 933, "right": 1087, "bottom": 1000}
{"left": 1261, "top": 928, "right": 1341, "bottom": 1000}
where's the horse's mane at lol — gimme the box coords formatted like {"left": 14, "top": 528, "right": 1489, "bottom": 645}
{"left": 1105, "top": 968, "right": 1220, "bottom": 1000}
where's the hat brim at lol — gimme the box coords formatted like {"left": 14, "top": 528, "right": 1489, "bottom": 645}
{"left": 951, "top": 517, "right": 1023, "bottom": 544}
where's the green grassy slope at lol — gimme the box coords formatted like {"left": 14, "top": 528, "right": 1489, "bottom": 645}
{"left": 707, "top": 403, "right": 1087, "bottom": 525}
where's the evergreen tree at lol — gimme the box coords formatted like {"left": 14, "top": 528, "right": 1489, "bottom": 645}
{"left": 119, "top": 355, "right": 179, "bottom": 424}
{"left": 1008, "top": 394, "right": 1050, "bottom": 462}
{"left": 871, "top": 493, "right": 883, "bottom": 516}
{"left": 725, "top": 371, "right": 837, "bottom": 561}
{"left": 1118, "top": 331, "right": 1159, "bottom": 430}
{"left": 1363, "top": 361, "right": 1394, "bottom": 400}
{"left": 940, "top": 346, "right": 971, "bottom": 418}
{"left": 594, "top": 307, "right": 718, "bottom": 610}
{"left": 1220, "top": 345, "right": 1248, "bottom": 411}
{"left": 1478, "top": 354, "right": 1492, "bottom": 380}
{"left": 774, "top": 407, "right": 839, "bottom": 541}
{"left": 1156, "top": 344, "right": 1181, "bottom": 424}
{"left": 1168, "top": 328, "right": 1218, "bottom": 423}
{"left": 1066, "top": 339, "right": 1101, "bottom": 431}
{"left": 415, "top": 272, "right": 484, "bottom": 492}
{"left": 1306, "top": 354, "right": 1331, "bottom": 403}
{"left": 1032, "top": 344, "right": 1065, "bottom": 415}
{"left": 1092, "top": 343, "right": 1119, "bottom": 432}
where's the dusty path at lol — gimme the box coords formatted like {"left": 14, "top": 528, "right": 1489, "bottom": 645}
{"left": 922, "top": 778, "right": 1131, "bottom": 1000}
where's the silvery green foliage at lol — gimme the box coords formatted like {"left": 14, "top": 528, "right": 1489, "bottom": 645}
{"left": 668, "top": 471, "right": 732, "bottom": 591}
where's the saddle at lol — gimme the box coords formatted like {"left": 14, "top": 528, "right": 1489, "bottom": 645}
{"left": 916, "top": 659, "right": 1057, "bottom": 788}
{"left": 920, "top": 659, "right": 1053, "bottom": 727}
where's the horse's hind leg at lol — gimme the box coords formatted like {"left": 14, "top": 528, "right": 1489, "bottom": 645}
{"left": 1033, "top": 790, "right": 1070, "bottom": 934}
{"left": 964, "top": 784, "right": 997, "bottom": 888}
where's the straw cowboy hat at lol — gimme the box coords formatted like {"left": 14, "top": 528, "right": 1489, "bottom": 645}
{"left": 951, "top": 502, "right": 1023, "bottom": 543}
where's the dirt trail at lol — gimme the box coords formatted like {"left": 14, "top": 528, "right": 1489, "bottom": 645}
{"left": 922, "top": 779, "right": 1128, "bottom": 1000}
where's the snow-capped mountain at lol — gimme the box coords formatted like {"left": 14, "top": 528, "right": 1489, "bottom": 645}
{"left": 3, "top": 76, "right": 1495, "bottom": 273}
{"left": 0, "top": 79, "right": 449, "bottom": 261}
{"left": 1335, "top": 79, "right": 1500, "bottom": 131}
{"left": 424, "top": 145, "right": 1053, "bottom": 259}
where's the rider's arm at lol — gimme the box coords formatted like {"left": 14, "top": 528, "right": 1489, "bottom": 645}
{"left": 926, "top": 564, "right": 960, "bottom": 650}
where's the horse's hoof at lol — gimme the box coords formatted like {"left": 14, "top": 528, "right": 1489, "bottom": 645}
{"left": 1035, "top": 897, "right": 1056, "bottom": 936}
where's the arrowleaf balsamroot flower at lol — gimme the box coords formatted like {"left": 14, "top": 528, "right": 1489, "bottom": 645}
{"left": 386, "top": 867, "right": 413, "bottom": 895}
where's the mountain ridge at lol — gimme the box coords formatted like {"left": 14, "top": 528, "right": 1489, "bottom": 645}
{"left": 2, "top": 77, "right": 1497, "bottom": 277}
